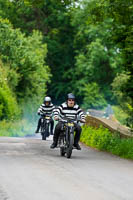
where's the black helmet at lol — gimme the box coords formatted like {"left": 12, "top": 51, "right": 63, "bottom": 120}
{"left": 67, "top": 93, "right": 75, "bottom": 100}
{"left": 44, "top": 96, "right": 51, "bottom": 103}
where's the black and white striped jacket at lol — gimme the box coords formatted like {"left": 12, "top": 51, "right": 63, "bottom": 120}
{"left": 54, "top": 102, "right": 85, "bottom": 121}
{"left": 37, "top": 103, "right": 55, "bottom": 117}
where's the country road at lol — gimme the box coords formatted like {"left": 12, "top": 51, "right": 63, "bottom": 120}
{"left": 0, "top": 135, "right": 133, "bottom": 200}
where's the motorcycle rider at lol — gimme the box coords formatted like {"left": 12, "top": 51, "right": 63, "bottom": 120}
{"left": 50, "top": 93, "right": 85, "bottom": 150}
{"left": 35, "top": 96, "right": 55, "bottom": 135}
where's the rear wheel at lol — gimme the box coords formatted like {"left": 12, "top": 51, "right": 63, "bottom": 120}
{"left": 60, "top": 146, "right": 65, "bottom": 156}
{"left": 66, "top": 133, "right": 74, "bottom": 159}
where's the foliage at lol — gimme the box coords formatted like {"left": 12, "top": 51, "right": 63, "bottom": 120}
{"left": 0, "top": 17, "right": 51, "bottom": 121}
{"left": 71, "top": 0, "right": 133, "bottom": 120}
{"left": 112, "top": 72, "right": 133, "bottom": 128}
{"left": 112, "top": 105, "right": 129, "bottom": 125}
{"left": 0, "top": 59, "right": 20, "bottom": 120}
{"left": 0, "top": 0, "right": 78, "bottom": 103}
{"left": 82, "top": 82, "right": 107, "bottom": 109}
{"left": 81, "top": 125, "right": 133, "bottom": 159}
{"left": 0, "top": 0, "right": 133, "bottom": 134}
{"left": 0, "top": 18, "right": 50, "bottom": 102}
{"left": 71, "top": 3, "right": 124, "bottom": 104}
{"left": 0, "top": 119, "right": 36, "bottom": 137}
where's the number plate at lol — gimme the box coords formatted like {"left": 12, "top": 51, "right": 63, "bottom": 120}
{"left": 67, "top": 123, "right": 74, "bottom": 126}
{"left": 45, "top": 116, "right": 50, "bottom": 119}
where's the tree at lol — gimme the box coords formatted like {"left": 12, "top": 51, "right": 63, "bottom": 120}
{"left": 0, "top": 0, "right": 79, "bottom": 103}
{"left": 0, "top": 59, "right": 20, "bottom": 120}
{"left": 112, "top": 72, "right": 133, "bottom": 128}
{"left": 71, "top": 2, "right": 124, "bottom": 105}
{"left": 0, "top": 18, "right": 51, "bottom": 120}
{"left": 0, "top": 18, "right": 50, "bottom": 102}
{"left": 82, "top": 82, "right": 107, "bottom": 109}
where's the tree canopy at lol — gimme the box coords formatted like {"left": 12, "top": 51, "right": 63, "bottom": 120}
{"left": 0, "top": 17, "right": 50, "bottom": 119}
{"left": 0, "top": 0, "right": 133, "bottom": 126}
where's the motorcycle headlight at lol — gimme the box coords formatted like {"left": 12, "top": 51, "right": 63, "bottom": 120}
{"left": 67, "top": 123, "right": 74, "bottom": 127}
{"left": 45, "top": 116, "right": 50, "bottom": 119}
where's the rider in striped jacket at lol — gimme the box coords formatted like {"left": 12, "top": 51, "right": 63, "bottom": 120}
{"left": 50, "top": 93, "right": 85, "bottom": 150}
{"left": 35, "top": 96, "right": 55, "bottom": 134}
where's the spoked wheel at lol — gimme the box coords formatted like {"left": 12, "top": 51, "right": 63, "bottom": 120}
{"left": 42, "top": 123, "right": 49, "bottom": 140}
{"left": 60, "top": 146, "right": 65, "bottom": 156}
{"left": 66, "top": 134, "right": 74, "bottom": 159}
{"left": 41, "top": 123, "right": 46, "bottom": 140}
{"left": 45, "top": 124, "right": 49, "bottom": 137}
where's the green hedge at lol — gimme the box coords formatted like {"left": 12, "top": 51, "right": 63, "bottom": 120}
{"left": 81, "top": 125, "right": 133, "bottom": 159}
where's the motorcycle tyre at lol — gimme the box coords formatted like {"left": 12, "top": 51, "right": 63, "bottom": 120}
{"left": 45, "top": 124, "right": 49, "bottom": 137}
{"left": 66, "top": 133, "right": 74, "bottom": 159}
{"left": 60, "top": 146, "right": 65, "bottom": 156}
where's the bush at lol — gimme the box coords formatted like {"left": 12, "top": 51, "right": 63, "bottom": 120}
{"left": 112, "top": 105, "right": 129, "bottom": 125}
{"left": 81, "top": 125, "right": 133, "bottom": 159}
{"left": 0, "top": 59, "right": 20, "bottom": 120}
{"left": 0, "top": 119, "right": 36, "bottom": 137}
{"left": 0, "top": 86, "right": 20, "bottom": 120}
{"left": 0, "top": 18, "right": 51, "bottom": 101}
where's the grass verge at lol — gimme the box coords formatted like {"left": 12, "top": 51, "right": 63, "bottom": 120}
{"left": 0, "top": 119, "right": 36, "bottom": 137}
{"left": 81, "top": 125, "right": 133, "bottom": 160}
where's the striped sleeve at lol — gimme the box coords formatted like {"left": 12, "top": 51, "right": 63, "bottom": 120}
{"left": 53, "top": 104, "right": 65, "bottom": 118}
{"left": 37, "top": 104, "right": 44, "bottom": 115}
{"left": 77, "top": 108, "right": 85, "bottom": 120}
{"left": 53, "top": 106, "right": 60, "bottom": 118}
{"left": 51, "top": 105, "right": 55, "bottom": 116}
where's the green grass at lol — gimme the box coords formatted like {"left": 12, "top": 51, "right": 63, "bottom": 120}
{"left": 81, "top": 125, "right": 133, "bottom": 159}
{"left": 0, "top": 119, "right": 36, "bottom": 137}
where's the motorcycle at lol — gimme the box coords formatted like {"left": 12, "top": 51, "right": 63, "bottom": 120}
{"left": 58, "top": 117, "right": 78, "bottom": 159}
{"left": 40, "top": 115, "right": 52, "bottom": 140}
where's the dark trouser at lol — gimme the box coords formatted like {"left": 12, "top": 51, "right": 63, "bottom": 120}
{"left": 53, "top": 122, "right": 82, "bottom": 145}
{"left": 37, "top": 117, "right": 54, "bottom": 133}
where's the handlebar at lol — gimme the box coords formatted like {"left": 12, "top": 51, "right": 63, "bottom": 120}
{"left": 58, "top": 117, "right": 85, "bottom": 124}
{"left": 41, "top": 114, "right": 52, "bottom": 118}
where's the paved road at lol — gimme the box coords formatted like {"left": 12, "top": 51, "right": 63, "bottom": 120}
{"left": 0, "top": 135, "right": 133, "bottom": 200}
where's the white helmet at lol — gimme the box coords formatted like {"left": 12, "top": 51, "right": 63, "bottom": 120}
{"left": 44, "top": 96, "right": 51, "bottom": 102}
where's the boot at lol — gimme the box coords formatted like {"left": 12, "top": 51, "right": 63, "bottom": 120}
{"left": 35, "top": 119, "right": 41, "bottom": 133}
{"left": 50, "top": 142, "right": 57, "bottom": 149}
{"left": 73, "top": 143, "right": 81, "bottom": 150}
{"left": 74, "top": 131, "right": 81, "bottom": 150}
{"left": 35, "top": 128, "right": 39, "bottom": 133}
{"left": 50, "top": 134, "right": 58, "bottom": 148}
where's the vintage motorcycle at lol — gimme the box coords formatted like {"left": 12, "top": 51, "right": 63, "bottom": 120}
{"left": 58, "top": 117, "right": 78, "bottom": 159}
{"left": 40, "top": 115, "right": 52, "bottom": 140}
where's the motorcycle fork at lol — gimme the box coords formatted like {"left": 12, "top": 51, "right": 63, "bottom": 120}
{"left": 65, "top": 126, "right": 74, "bottom": 145}
{"left": 68, "top": 126, "right": 75, "bottom": 142}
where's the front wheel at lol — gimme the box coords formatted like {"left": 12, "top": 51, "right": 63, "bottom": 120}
{"left": 66, "top": 133, "right": 74, "bottom": 159}
{"left": 45, "top": 123, "right": 49, "bottom": 137}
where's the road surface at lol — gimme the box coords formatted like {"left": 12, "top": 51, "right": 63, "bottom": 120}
{"left": 0, "top": 135, "right": 133, "bottom": 200}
